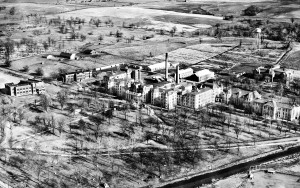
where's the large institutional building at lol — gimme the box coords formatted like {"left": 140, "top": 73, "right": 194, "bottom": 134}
{"left": 227, "top": 88, "right": 300, "bottom": 121}
{"left": 5, "top": 79, "right": 45, "bottom": 97}
{"left": 101, "top": 53, "right": 223, "bottom": 111}
{"left": 62, "top": 70, "right": 93, "bottom": 83}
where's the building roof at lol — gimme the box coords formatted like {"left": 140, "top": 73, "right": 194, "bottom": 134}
{"left": 194, "top": 69, "right": 214, "bottom": 77}
{"left": 232, "top": 88, "right": 251, "bottom": 98}
{"left": 106, "top": 70, "right": 128, "bottom": 77}
{"left": 60, "top": 52, "right": 73, "bottom": 58}
{"left": 246, "top": 90, "right": 261, "bottom": 100}
{"left": 66, "top": 70, "right": 92, "bottom": 75}
{"left": 277, "top": 102, "right": 293, "bottom": 109}
{"left": 253, "top": 99, "right": 267, "bottom": 104}
{"left": 264, "top": 100, "right": 277, "bottom": 108}
{"left": 147, "top": 62, "right": 170, "bottom": 70}
{"left": 5, "top": 83, "right": 15, "bottom": 86}
{"left": 189, "top": 87, "right": 212, "bottom": 95}
{"left": 151, "top": 81, "right": 171, "bottom": 88}
{"left": 178, "top": 68, "right": 193, "bottom": 73}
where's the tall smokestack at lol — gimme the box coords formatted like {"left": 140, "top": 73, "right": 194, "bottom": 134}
{"left": 176, "top": 65, "right": 180, "bottom": 84}
{"left": 165, "top": 53, "right": 168, "bottom": 81}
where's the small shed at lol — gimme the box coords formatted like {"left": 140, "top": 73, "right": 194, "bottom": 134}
{"left": 60, "top": 52, "right": 79, "bottom": 60}
{"left": 82, "top": 49, "right": 98, "bottom": 55}
{"left": 46, "top": 55, "right": 56, "bottom": 60}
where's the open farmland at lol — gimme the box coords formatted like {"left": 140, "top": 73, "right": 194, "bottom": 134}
{"left": 53, "top": 6, "right": 225, "bottom": 32}
{"left": 54, "top": 6, "right": 224, "bottom": 20}
{"left": 101, "top": 41, "right": 189, "bottom": 61}
{"left": 0, "top": 3, "right": 89, "bottom": 16}
{"left": 147, "top": 43, "right": 236, "bottom": 65}
{"left": 151, "top": 48, "right": 216, "bottom": 65}
{"left": 144, "top": 41, "right": 283, "bottom": 70}
{"left": 153, "top": 14, "right": 227, "bottom": 27}
{"left": 186, "top": 43, "right": 235, "bottom": 53}
{"left": 218, "top": 52, "right": 275, "bottom": 73}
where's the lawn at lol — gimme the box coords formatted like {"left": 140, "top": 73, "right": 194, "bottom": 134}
{"left": 0, "top": 70, "right": 23, "bottom": 88}
{"left": 10, "top": 56, "right": 78, "bottom": 77}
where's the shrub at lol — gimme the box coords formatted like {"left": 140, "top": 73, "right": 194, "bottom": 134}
{"left": 5, "top": 60, "right": 11, "bottom": 67}
{"left": 243, "top": 5, "right": 261, "bottom": 16}
{"left": 35, "top": 67, "right": 44, "bottom": 76}
{"left": 23, "top": 65, "right": 29, "bottom": 72}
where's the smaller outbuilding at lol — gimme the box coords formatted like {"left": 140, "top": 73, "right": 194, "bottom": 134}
{"left": 59, "top": 52, "right": 79, "bottom": 60}
{"left": 46, "top": 55, "right": 57, "bottom": 60}
{"left": 81, "top": 49, "right": 98, "bottom": 55}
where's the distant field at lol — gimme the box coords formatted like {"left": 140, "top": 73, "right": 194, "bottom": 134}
{"left": 1, "top": 0, "right": 68, "bottom": 3}
{"left": 53, "top": 6, "right": 225, "bottom": 33}
{"left": 190, "top": 0, "right": 275, "bottom": 1}
{"left": 154, "top": 14, "right": 226, "bottom": 27}
{"left": 102, "top": 41, "right": 188, "bottom": 61}
{"left": 0, "top": 3, "right": 88, "bottom": 16}
{"left": 55, "top": 6, "right": 224, "bottom": 20}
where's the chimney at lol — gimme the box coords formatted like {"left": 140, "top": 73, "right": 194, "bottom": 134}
{"left": 165, "top": 53, "right": 168, "bottom": 81}
{"left": 176, "top": 65, "right": 180, "bottom": 84}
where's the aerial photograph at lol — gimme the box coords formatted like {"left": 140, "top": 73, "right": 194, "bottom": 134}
{"left": 0, "top": 0, "right": 300, "bottom": 187}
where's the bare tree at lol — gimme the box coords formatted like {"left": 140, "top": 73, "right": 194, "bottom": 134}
{"left": 57, "top": 89, "right": 68, "bottom": 110}
{"left": 57, "top": 118, "right": 66, "bottom": 136}
{"left": 17, "top": 108, "right": 25, "bottom": 125}
{"left": 0, "top": 38, "right": 15, "bottom": 67}
{"left": 40, "top": 94, "right": 51, "bottom": 112}
{"left": 234, "top": 126, "right": 241, "bottom": 139}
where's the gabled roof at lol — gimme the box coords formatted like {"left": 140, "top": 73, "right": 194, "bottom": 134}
{"left": 264, "top": 100, "right": 277, "bottom": 108}
{"left": 60, "top": 52, "right": 76, "bottom": 58}
{"left": 194, "top": 69, "right": 213, "bottom": 77}
{"left": 253, "top": 90, "right": 261, "bottom": 99}
{"left": 232, "top": 88, "right": 251, "bottom": 98}
{"left": 147, "top": 62, "right": 170, "bottom": 70}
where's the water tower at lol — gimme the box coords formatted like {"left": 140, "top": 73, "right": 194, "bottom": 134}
{"left": 255, "top": 28, "right": 262, "bottom": 49}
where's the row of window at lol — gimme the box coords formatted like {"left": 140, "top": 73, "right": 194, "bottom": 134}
{"left": 16, "top": 87, "right": 31, "bottom": 91}
{"left": 16, "top": 91, "right": 31, "bottom": 95}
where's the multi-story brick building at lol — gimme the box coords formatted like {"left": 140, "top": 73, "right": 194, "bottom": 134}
{"left": 103, "top": 69, "right": 132, "bottom": 82}
{"left": 5, "top": 79, "right": 45, "bottom": 97}
{"left": 261, "top": 100, "right": 300, "bottom": 121}
{"left": 229, "top": 88, "right": 300, "bottom": 121}
{"left": 62, "top": 70, "right": 93, "bottom": 83}
{"left": 150, "top": 82, "right": 221, "bottom": 110}
{"left": 177, "top": 83, "right": 222, "bottom": 110}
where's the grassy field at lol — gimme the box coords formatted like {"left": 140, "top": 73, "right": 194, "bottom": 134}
{"left": 2, "top": 83, "right": 298, "bottom": 187}
{"left": 0, "top": 70, "right": 23, "bottom": 88}
{"left": 0, "top": 3, "right": 89, "bottom": 16}
{"left": 8, "top": 56, "right": 78, "bottom": 77}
